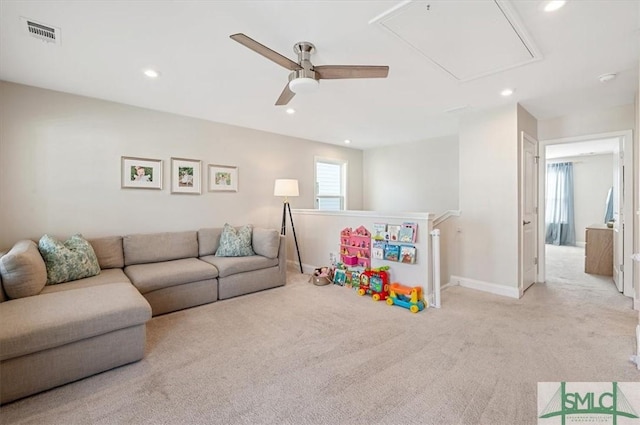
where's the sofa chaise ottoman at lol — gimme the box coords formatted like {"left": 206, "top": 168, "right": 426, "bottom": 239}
{"left": 0, "top": 239, "right": 151, "bottom": 405}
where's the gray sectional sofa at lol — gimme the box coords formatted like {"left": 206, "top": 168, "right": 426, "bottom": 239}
{"left": 0, "top": 227, "right": 286, "bottom": 404}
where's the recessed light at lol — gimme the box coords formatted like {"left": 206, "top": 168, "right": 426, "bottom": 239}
{"left": 286, "top": 108, "right": 296, "bottom": 114}
{"left": 344, "top": 139, "right": 351, "bottom": 145}
{"left": 143, "top": 69, "right": 160, "bottom": 78}
{"left": 500, "top": 88, "right": 514, "bottom": 97}
{"left": 598, "top": 73, "right": 617, "bottom": 83}
{"left": 544, "top": 1, "right": 566, "bottom": 12}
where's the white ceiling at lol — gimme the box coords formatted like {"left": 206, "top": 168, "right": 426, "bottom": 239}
{"left": 1, "top": 1, "right": 638, "bottom": 149}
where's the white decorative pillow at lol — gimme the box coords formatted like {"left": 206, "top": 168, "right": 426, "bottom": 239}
{"left": 215, "top": 224, "right": 255, "bottom": 257}
{"left": 38, "top": 234, "right": 101, "bottom": 285}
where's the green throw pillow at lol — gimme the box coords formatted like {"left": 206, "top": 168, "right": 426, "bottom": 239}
{"left": 215, "top": 224, "right": 255, "bottom": 257}
{"left": 38, "top": 234, "right": 101, "bottom": 285}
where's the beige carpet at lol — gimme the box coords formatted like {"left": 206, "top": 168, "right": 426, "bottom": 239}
{"left": 1, "top": 261, "right": 637, "bottom": 425}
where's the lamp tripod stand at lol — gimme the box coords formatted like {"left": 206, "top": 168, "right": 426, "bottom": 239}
{"left": 281, "top": 200, "right": 303, "bottom": 273}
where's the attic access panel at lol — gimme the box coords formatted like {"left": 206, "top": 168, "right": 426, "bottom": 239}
{"left": 373, "top": 0, "right": 541, "bottom": 81}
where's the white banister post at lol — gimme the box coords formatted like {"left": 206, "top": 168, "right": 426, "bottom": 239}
{"left": 431, "top": 229, "right": 441, "bottom": 308}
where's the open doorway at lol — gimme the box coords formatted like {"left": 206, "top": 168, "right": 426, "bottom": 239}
{"left": 538, "top": 130, "right": 634, "bottom": 300}
{"left": 545, "top": 141, "right": 615, "bottom": 291}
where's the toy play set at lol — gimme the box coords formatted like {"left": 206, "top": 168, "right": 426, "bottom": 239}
{"left": 331, "top": 225, "right": 427, "bottom": 313}
{"left": 357, "top": 267, "right": 390, "bottom": 301}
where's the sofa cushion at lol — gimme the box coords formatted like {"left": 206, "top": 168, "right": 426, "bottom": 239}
{"left": 124, "top": 258, "right": 218, "bottom": 294}
{"left": 89, "top": 236, "right": 124, "bottom": 269}
{"left": 0, "top": 282, "right": 151, "bottom": 361}
{"left": 39, "top": 269, "right": 130, "bottom": 295}
{"left": 38, "top": 235, "right": 101, "bottom": 285}
{"left": 123, "top": 231, "right": 198, "bottom": 266}
{"left": 200, "top": 255, "right": 278, "bottom": 278}
{"left": 0, "top": 240, "right": 47, "bottom": 299}
{"left": 198, "top": 228, "right": 223, "bottom": 257}
{"left": 215, "top": 224, "right": 255, "bottom": 257}
{"left": 252, "top": 228, "right": 280, "bottom": 259}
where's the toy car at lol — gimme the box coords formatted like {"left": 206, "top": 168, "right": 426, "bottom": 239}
{"left": 386, "top": 283, "right": 426, "bottom": 313}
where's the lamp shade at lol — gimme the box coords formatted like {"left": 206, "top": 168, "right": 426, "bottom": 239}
{"left": 274, "top": 179, "right": 299, "bottom": 197}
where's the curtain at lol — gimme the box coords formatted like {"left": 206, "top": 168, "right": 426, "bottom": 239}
{"left": 545, "top": 162, "right": 575, "bottom": 245}
{"left": 604, "top": 186, "right": 613, "bottom": 223}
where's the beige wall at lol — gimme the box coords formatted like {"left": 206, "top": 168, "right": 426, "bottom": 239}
{"left": 0, "top": 81, "right": 364, "bottom": 249}
{"left": 538, "top": 104, "right": 635, "bottom": 141}
{"left": 547, "top": 154, "right": 613, "bottom": 244}
{"left": 457, "top": 104, "right": 519, "bottom": 288}
{"left": 362, "top": 135, "right": 459, "bottom": 215}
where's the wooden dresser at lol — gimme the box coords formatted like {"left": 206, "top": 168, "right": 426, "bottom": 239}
{"left": 584, "top": 224, "right": 613, "bottom": 276}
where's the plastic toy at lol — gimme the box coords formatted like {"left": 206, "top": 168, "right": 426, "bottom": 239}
{"left": 386, "top": 283, "right": 426, "bottom": 313}
{"left": 358, "top": 266, "right": 390, "bottom": 301}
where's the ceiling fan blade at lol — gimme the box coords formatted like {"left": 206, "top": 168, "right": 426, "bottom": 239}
{"left": 314, "top": 65, "right": 389, "bottom": 80}
{"left": 275, "top": 83, "right": 295, "bottom": 106}
{"left": 230, "top": 33, "right": 302, "bottom": 71}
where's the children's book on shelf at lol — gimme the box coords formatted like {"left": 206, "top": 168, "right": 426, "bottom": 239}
{"left": 400, "top": 245, "right": 416, "bottom": 264}
{"left": 372, "top": 223, "right": 387, "bottom": 240}
{"left": 398, "top": 226, "right": 414, "bottom": 243}
{"left": 401, "top": 222, "right": 418, "bottom": 243}
{"left": 383, "top": 244, "right": 400, "bottom": 262}
{"left": 387, "top": 225, "right": 401, "bottom": 242}
{"left": 371, "top": 241, "right": 384, "bottom": 259}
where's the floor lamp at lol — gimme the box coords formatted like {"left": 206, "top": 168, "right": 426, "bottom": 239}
{"left": 274, "top": 179, "right": 303, "bottom": 273}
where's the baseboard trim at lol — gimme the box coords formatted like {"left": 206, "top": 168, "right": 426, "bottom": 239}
{"left": 287, "top": 259, "right": 315, "bottom": 274}
{"left": 449, "top": 275, "right": 520, "bottom": 299}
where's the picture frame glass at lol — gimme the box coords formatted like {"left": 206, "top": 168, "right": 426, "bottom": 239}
{"left": 121, "top": 156, "right": 163, "bottom": 190}
{"left": 171, "top": 158, "right": 202, "bottom": 194}
{"left": 208, "top": 164, "right": 238, "bottom": 192}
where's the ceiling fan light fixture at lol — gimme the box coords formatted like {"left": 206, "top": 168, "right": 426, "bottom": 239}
{"left": 288, "top": 77, "right": 319, "bottom": 94}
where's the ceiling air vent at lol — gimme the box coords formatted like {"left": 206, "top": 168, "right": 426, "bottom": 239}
{"left": 21, "top": 17, "right": 60, "bottom": 44}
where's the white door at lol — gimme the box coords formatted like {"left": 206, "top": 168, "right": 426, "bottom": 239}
{"left": 521, "top": 132, "right": 538, "bottom": 293}
{"left": 612, "top": 141, "right": 622, "bottom": 291}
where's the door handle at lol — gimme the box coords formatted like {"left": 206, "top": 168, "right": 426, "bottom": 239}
{"left": 523, "top": 220, "right": 531, "bottom": 225}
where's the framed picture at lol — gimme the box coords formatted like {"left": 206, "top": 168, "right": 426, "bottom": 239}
{"left": 171, "top": 157, "right": 202, "bottom": 194}
{"left": 208, "top": 164, "right": 238, "bottom": 192}
{"left": 121, "top": 156, "right": 163, "bottom": 190}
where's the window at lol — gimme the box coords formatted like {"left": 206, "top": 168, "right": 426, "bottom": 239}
{"left": 315, "top": 158, "right": 346, "bottom": 211}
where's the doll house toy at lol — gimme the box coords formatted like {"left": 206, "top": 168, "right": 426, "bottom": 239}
{"left": 339, "top": 226, "right": 371, "bottom": 268}
{"left": 357, "top": 267, "right": 390, "bottom": 301}
{"left": 386, "top": 283, "right": 426, "bottom": 313}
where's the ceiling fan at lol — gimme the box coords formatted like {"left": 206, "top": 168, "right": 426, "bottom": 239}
{"left": 229, "top": 33, "right": 389, "bottom": 106}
